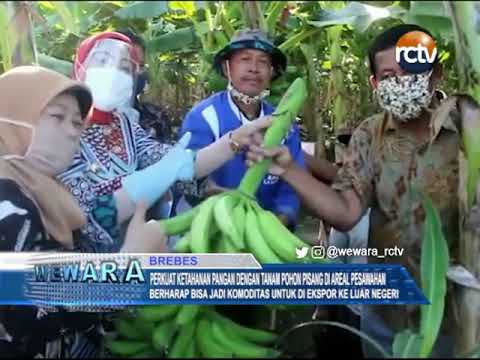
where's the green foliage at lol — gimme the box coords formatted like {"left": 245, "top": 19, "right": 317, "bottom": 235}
{"left": 418, "top": 193, "right": 449, "bottom": 357}
{"left": 146, "top": 26, "right": 200, "bottom": 53}
{"left": 463, "top": 343, "right": 480, "bottom": 358}
{"left": 392, "top": 330, "right": 423, "bottom": 358}
{"left": 0, "top": 2, "right": 16, "bottom": 72}
{"left": 114, "top": 1, "right": 169, "bottom": 19}
{"left": 0, "top": 2, "right": 470, "bottom": 357}
{"left": 404, "top": 1, "right": 453, "bottom": 41}
{"left": 1, "top": 0, "right": 459, "bottom": 141}
{"left": 308, "top": 1, "right": 406, "bottom": 32}
{"left": 391, "top": 191, "right": 449, "bottom": 358}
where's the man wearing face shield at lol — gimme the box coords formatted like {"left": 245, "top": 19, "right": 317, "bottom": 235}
{"left": 245, "top": 24, "right": 480, "bottom": 357}
{"left": 58, "top": 32, "right": 272, "bottom": 252}
{"left": 180, "top": 29, "right": 305, "bottom": 229}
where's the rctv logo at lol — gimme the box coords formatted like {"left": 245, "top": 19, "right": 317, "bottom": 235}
{"left": 395, "top": 31, "right": 437, "bottom": 74}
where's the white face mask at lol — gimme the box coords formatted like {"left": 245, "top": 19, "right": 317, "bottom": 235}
{"left": 84, "top": 67, "right": 134, "bottom": 112}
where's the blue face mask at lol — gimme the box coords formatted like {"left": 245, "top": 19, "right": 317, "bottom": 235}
{"left": 135, "top": 71, "right": 149, "bottom": 97}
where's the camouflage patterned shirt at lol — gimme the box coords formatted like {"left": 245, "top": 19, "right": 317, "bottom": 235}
{"left": 332, "top": 95, "right": 462, "bottom": 335}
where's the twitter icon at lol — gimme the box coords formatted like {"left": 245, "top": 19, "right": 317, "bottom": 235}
{"left": 296, "top": 247, "right": 309, "bottom": 259}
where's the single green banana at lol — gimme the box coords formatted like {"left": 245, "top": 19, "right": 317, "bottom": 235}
{"left": 213, "top": 193, "right": 242, "bottom": 247}
{"left": 106, "top": 340, "right": 151, "bottom": 357}
{"left": 129, "top": 315, "right": 156, "bottom": 340}
{"left": 245, "top": 205, "right": 283, "bottom": 264}
{"left": 214, "top": 232, "right": 238, "bottom": 253}
{"left": 196, "top": 318, "right": 234, "bottom": 358}
{"left": 214, "top": 30, "right": 229, "bottom": 48}
{"left": 256, "top": 209, "right": 304, "bottom": 262}
{"left": 152, "top": 321, "right": 178, "bottom": 352}
{"left": 167, "top": 321, "right": 196, "bottom": 358}
{"left": 175, "top": 304, "right": 201, "bottom": 325}
{"left": 207, "top": 310, "right": 278, "bottom": 344}
{"left": 174, "top": 232, "right": 191, "bottom": 253}
{"left": 183, "top": 341, "right": 197, "bottom": 358}
{"left": 191, "top": 195, "right": 219, "bottom": 253}
{"left": 257, "top": 207, "right": 311, "bottom": 249}
{"left": 113, "top": 317, "right": 143, "bottom": 341}
{"left": 137, "top": 305, "right": 180, "bottom": 322}
{"left": 210, "top": 321, "right": 280, "bottom": 358}
{"left": 131, "top": 348, "right": 161, "bottom": 358}
{"left": 213, "top": 234, "right": 228, "bottom": 253}
{"left": 232, "top": 200, "right": 247, "bottom": 248}
{"left": 158, "top": 205, "right": 198, "bottom": 235}
{"left": 223, "top": 234, "right": 239, "bottom": 253}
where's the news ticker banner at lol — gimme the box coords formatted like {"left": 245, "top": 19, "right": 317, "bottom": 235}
{"left": 0, "top": 253, "right": 428, "bottom": 307}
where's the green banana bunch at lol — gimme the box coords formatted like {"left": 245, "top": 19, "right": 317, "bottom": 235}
{"left": 194, "top": 309, "right": 280, "bottom": 358}
{"left": 163, "top": 189, "right": 318, "bottom": 264}
{"left": 107, "top": 304, "right": 206, "bottom": 358}
{"left": 109, "top": 305, "right": 280, "bottom": 358}
{"left": 162, "top": 192, "right": 314, "bottom": 263}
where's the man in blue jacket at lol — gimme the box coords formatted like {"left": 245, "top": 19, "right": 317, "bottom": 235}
{"left": 180, "top": 29, "right": 305, "bottom": 228}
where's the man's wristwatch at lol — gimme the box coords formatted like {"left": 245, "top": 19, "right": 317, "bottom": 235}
{"left": 228, "top": 131, "right": 242, "bottom": 154}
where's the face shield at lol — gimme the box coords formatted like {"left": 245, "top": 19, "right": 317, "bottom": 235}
{"left": 76, "top": 39, "right": 139, "bottom": 112}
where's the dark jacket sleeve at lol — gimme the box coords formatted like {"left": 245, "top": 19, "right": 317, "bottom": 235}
{"left": 0, "top": 179, "right": 49, "bottom": 252}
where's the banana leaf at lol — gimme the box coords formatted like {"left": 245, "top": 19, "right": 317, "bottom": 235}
{"left": 47, "top": 1, "right": 80, "bottom": 35}
{"left": 0, "top": 3, "right": 15, "bottom": 71}
{"left": 418, "top": 193, "right": 449, "bottom": 358}
{"left": 308, "top": 1, "right": 406, "bottom": 33}
{"left": 265, "top": 1, "right": 286, "bottom": 38}
{"left": 168, "top": 1, "right": 197, "bottom": 17}
{"left": 445, "top": 1, "right": 480, "bottom": 101}
{"left": 146, "top": 26, "right": 201, "bottom": 53}
{"left": 114, "top": 1, "right": 169, "bottom": 19}
{"left": 445, "top": 2, "right": 480, "bottom": 355}
{"left": 402, "top": 1, "right": 453, "bottom": 41}
{"left": 392, "top": 330, "right": 423, "bottom": 358}
{"left": 278, "top": 27, "right": 322, "bottom": 53}
{"left": 37, "top": 53, "right": 72, "bottom": 76}
{"left": 1, "top": 2, "right": 37, "bottom": 69}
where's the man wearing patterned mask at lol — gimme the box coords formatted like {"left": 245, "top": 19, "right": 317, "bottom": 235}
{"left": 245, "top": 23, "right": 480, "bottom": 357}
{"left": 180, "top": 29, "right": 305, "bottom": 229}
{"left": 368, "top": 27, "right": 446, "bottom": 123}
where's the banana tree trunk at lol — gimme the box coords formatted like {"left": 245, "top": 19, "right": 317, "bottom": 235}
{"left": 6, "top": 1, "right": 37, "bottom": 68}
{"left": 324, "top": 1, "right": 348, "bottom": 136}
{"left": 242, "top": 1, "right": 267, "bottom": 32}
{"left": 444, "top": 1, "right": 480, "bottom": 356}
{"left": 300, "top": 42, "right": 327, "bottom": 159}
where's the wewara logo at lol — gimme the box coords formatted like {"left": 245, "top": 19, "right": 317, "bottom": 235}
{"left": 395, "top": 31, "right": 437, "bottom": 74}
